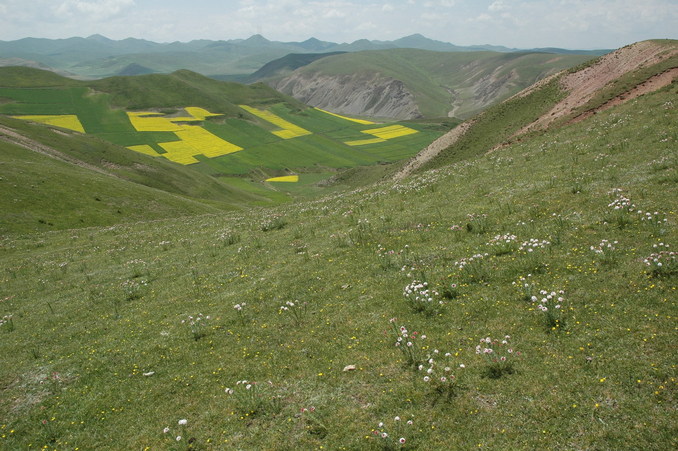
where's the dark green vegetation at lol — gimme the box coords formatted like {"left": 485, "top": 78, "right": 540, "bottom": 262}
{"left": 0, "top": 44, "right": 676, "bottom": 450}
{"left": 275, "top": 48, "right": 593, "bottom": 118}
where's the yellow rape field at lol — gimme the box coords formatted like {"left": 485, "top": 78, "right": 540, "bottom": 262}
{"left": 265, "top": 175, "right": 299, "bottom": 182}
{"left": 344, "top": 137, "right": 387, "bottom": 146}
{"left": 184, "top": 107, "right": 222, "bottom": 121}
{"left": 12, "top": 115, "right": 85, "bottom": 133}
{"left": 127, "top": 112, "right": 183, "bottom": 132}
{"left": 314, "top": 108, "right": 375, "bottom": 125}
{"left": 127, "top": 145, "right": 160, "bottom": 157}
{"left": 343, "top": 124, "right": 418, "bottom": 146}
{"left": 239, "top": 105, "right": 311, "bottom": 139}
{"left": 361, "top": 124, "right": 419, "bottom": 139}
{"left": 126, "top": 107, "right": 242, "bottom": 165}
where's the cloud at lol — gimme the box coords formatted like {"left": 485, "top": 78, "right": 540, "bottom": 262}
{"left": 53, "top": 0, "right": 135, "bottom": 21}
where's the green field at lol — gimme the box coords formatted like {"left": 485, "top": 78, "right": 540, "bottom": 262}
{"left": 0, "top": 69, "right": 446, "bottom": 187}
{"left": 0, "top": 78, "right": 675, "bottom": 449}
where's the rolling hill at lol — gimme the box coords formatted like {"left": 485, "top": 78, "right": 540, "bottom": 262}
{"left": 0, "top": 33, "right": 610, "bottom": 79}
{"left": 270, "top": 49, "right": 594, "bottom": 119}
{"left": 0, "top": 39, "right": 675, "bottom": 451}
{"left": 0, "top": 67, "right": 450, "bottom": 231}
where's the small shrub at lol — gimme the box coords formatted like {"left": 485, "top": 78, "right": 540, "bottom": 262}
{"left": 389, "top": 319, "right": 425, "bottom": 368}
{"left": 225, "top": 380, "right": 282, "bottom": 416}
{"left": 643, "top": 243, "right": 676, "bottom": 277}
{"left": 476, "top": 335, "right": 521, "bottom": 378}
{"left": 466, "top": 213, "right": 489, "bottom": 234}
{"left": 403, "top": 280, "right": 443, "bottom": 315}
{"left": 418, "top": 350, "right": 466, "bottom": 402}
{"left": 370, "top": 415, "right": 415, "bottom": 449}
{"left": 182, "top": 313, "right": 210, "bottom": 340}
{"left": 531, "top": 289, "right": 566, "bottom": 333}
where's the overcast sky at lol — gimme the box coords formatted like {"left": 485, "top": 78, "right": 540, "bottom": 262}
{"left": 1, "top": 0, "right": 676, "bottom": 49}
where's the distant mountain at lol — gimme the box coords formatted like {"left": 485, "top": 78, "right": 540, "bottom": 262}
{"left": 0, "top": 34, "right": 610, "bottom": 79}
{"left": 271, "top": 49, "right": 595, "bottom": 119}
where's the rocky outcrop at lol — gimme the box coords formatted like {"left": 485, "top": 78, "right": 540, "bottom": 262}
{"left": 273, "top": 72, "right": 422, "bottom": 119}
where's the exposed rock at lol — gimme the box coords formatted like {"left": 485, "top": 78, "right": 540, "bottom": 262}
{"left": 273, "top": 72, "right": 422, "bottom": 119}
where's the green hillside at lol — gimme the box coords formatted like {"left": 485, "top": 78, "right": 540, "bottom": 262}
{"left": 0, "top": 65, "right": 675, "bottom": 450}
{"left": 0, "top": 67, "right": 448, "bottom": 213}
{"left": 278, "top": 48, "right": 593, "bottom": 118}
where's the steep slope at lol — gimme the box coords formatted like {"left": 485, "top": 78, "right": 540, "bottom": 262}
{"left": 272, "top": 49, "right": 593, "bottom": 119}
{"left": 400, "top": 39, "right": 678, "bottom": 175}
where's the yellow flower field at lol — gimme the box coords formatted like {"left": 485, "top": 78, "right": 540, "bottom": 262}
{"left": 127, "top": 112, "right": 183, "bottom": 132}
{"left": 343, "top": 124, "right": 419, "bottom": 146}
{"left": 344, "top": 137, "right": 387, "bottom": 146}
{"left": 126, "top": 107, "right": 242, "bottom": 165}
{"left": 265, "top": 175, "right": 299, "bottom": 182}
{"left": 239, "top": 105, "right": 311, "bottom": 139}
{"left": 314, "top": 108, "right": 375, "bottom": 125}
{"left": 361, "top": 124, "right": 419, "bottom": 139}
{"left": 12, "top": 115, "right": 85, "bottom": 133}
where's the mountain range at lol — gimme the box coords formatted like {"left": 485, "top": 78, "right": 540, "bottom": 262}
{"left": 0, "top": 33, "right": 610, "bottom": 79}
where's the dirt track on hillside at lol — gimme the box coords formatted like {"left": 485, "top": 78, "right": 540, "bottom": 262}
{"left": 521, "top": 41, "right": 678, "bottom": 133}
{"left": 401, "top": 41, "right": 677, "bottom": 169}
{"left": 393, "top": 120, "right": 474, "bottom": 180}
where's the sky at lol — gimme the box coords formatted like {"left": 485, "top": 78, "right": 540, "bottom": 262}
{"left": 1, "top": 0, "right": 676, "bottom": 50}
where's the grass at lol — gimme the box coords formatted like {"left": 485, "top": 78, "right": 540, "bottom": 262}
{"left": 293, "top": 49, "right": 593, "bottom": 118}
{"left": 0, "top": 78, "right": 675, "bottom": 450}
{"left": 0, "top": 67, "right": 450, "bottom": 200}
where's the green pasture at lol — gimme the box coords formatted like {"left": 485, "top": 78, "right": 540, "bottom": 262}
{"left": 0, "top": 84, "right": 675, "bottom": 449}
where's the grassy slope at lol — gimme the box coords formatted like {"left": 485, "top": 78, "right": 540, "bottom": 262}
{"left": 0, "top": 79, "right": 675, "bottom": 450}
{"left": 294, "top": 49, "right": 593, "bottom": 118}
{"left": 0, "top": 67, "right": 449, "bottom": 201}
{"left": 0, "top": 116, "right": 286, "bottom": 233}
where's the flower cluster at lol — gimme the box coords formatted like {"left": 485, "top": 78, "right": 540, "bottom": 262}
{"left": 453, "top": 253, "right": 489, "bottom": 270}
{"left": 518, "top": 238, "right": 551, "bottom": 252}
{"left": 418, "top": 349, "right": 466, "bottom": 400}
{"left": 643, "top": 243, "right": 676, "bottom": 276}
{"left": 279, "top": 300, "right": 308, "bottom": 326}
{"left": 476, "top": 335, "right": 520, "bottom": 378}
{"left": 531, "top": 289, "right": 565, "bottom": 332}
{"left": 486, "top": 233, "right": 518, "bottom": 255}
{"left": 162, "top": 418, "right": 188, "bottom": 443}
{"left": 390, "top": 319, "right": 425, "bottom": 367}
{"left": 608, "top": 193, "right": 636, "bottom": 212}
{"left": 512, "top": 274, "right": 536, "bottom": 301}
{"left": 0, "top": 314, "right": 14, "bottom": 332}
{"left": 371, "top": 415, "right": 413, "bottom": 448}
{"left": 403, "top": 280, "right": 443, "bottom": 314}
{"left": 453, "top": 253, "right": 490, "bottom": 282}
{"left": 590, "top": 239, "right": 619, "bottom": 265}
{"left": 121, "top": 278, "right": 148, "bottom": 301}
{"left": 181, "top": 313, "right": 210, "bottom": 340}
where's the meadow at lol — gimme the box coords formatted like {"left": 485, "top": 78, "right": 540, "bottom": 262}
{"left": 0, "top": 82, "right": 675, "bottom": 450}
{"left": 0, "top": 82, "right": 444, "bottom": 188}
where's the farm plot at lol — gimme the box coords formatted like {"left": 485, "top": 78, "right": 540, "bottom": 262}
{"left": 9, "top": 114, "right": 85, "bottom": 133}
{"left": 125, "top": 109, "right": 243, "bottom": 165}
{"left": 345, "top": 124, "right": 419, "bottom": 146}
{"left": 239, "top": 105, "right": 312, "bottom": 139}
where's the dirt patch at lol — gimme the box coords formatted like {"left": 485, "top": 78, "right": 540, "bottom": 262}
{"left": 521, "top": 41, "right": 678, "bottom": 133}
{"left": 0, "top": 124, "right": 123, "bottom": 181}
{"left": 393, "top": 120, "right": 475, "bottom": 180}
{"left": 569, "top": 67, "right": 678, "bottom": 124}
